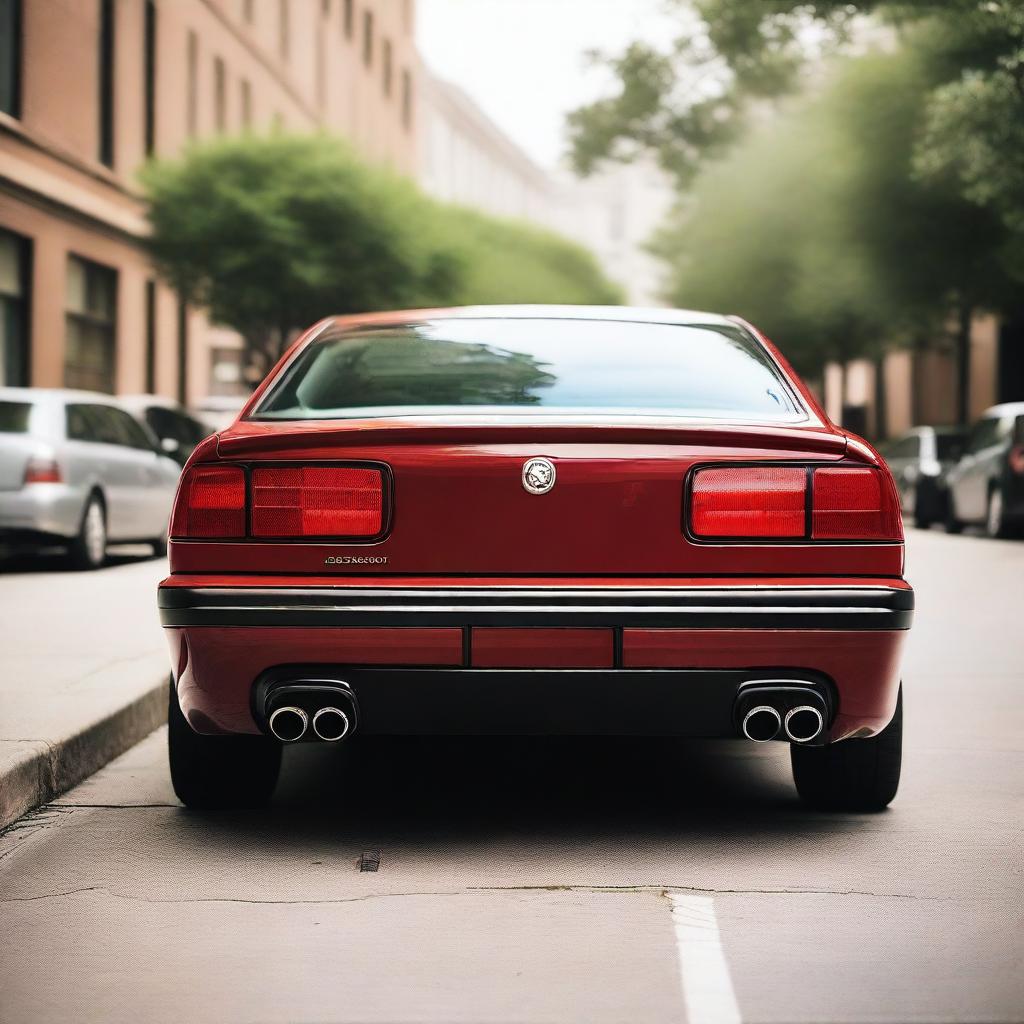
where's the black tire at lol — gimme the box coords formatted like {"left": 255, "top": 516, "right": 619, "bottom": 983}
{"left": 68, "top": 494, "right": 107, "bottom": 570}
{"left": 944, "top": 504, "right": 963, "bottom": 534}
{"left": 168, "top": 682, "right": 282, "bottom": 809}
{"left": 151, "top": 533, "right": 168, "bottom": 558}
{"left": 791, "top": 687, "right": 902, "bottom": 811}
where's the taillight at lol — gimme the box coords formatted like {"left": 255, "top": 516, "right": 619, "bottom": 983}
{"left": 690, "top": 466, "right": 806, "bottom": 538}
{"left": 689, "top": 464, "right": 902, "bottom": 541}
{"left": 812, "top": 467, "right": 902, "bottom": 540}
{"left": 251, "top": 466, "right": 383, "bottom": 538}
{"left": 170, "top": 465, "right": 246, "bottom": 538}
{"left": 23, "top": 456, "right": 62, "bottom": 485}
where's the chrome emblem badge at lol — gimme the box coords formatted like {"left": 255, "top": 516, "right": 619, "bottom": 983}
{"left": 522, "top": 457, "right": 556, "bottom": 495}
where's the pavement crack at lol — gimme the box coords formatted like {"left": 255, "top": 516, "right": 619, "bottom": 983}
{"left": 1, "top": 882, "right": 957, "bottom": 906}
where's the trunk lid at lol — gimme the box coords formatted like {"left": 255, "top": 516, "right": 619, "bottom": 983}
{"left": 175, "top": 419, "right": 853, "bottom": 576}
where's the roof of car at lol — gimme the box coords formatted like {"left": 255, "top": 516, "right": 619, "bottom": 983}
{"left": 329, "top": 304, "right": 738, "bottom": 330}
{"left": 0, "top": 386, "right": 127, "bottom": 406}
{"left": 982, "top": 401, "right": 1024, "bottom": 417}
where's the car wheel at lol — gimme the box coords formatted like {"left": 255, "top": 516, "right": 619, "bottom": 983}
{"left": 168, "top": 681, "right": 282, "bottom": 809}
{"left": 790, "top": 686, "right": 902, "bottom": 812}
{"left": 985, "top": 487, "right": 1009, "bottom": 539}
{"left": 151, "top": 533, "right": 168, "bottom": 558}
{"left": 944, "top": 503, "right": 963, "bottom": 534}
{"left": 68, "top": 495, "right": 107, "bottom": 570}
{"left": 912, "top": 488, "right": 933, "bottom": 529}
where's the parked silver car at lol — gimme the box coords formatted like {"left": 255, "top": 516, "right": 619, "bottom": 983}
{"left": 0, "top": 388, "right": 181, "bottom": 568}
{"left": 118, "top": 394, "right": 213, "bottom": 467}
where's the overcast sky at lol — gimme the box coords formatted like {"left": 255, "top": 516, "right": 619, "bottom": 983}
{"left": 417, "top": 0, "right": 678, "bottom": 170}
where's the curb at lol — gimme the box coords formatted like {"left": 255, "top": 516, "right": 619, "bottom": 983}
{"left": 0, "top": 677, "right": 169, "bottom": 830}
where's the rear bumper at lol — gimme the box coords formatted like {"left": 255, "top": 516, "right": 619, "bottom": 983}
{"left": 159, "top": 580, "right": 912, "bottom": 742}
{"left": 0, "top": 484, "right": 84, "bottom": 539}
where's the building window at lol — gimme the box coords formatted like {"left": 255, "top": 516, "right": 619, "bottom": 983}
{"left": 214, "top": 56, "right": 226, "bottom": 132}
{"left": 177, "top": 298, "right": 188, "bottom": 404}
{"left": 144, "top": 279, "right": 156, "bottom": 393}
{"left": 401, "top": 68, "right": 413, "bottom": 130}
{"left": 0, "top": 229, "right": 30, "bottom": 387}
{"left": 65, "top": 256, "right": 117, "bottom": 394}
{"left": 240, "top": 77, "right": 252, "bottom": 130}
{"left": 279, "top": 0, "right": 289, "bottom": 60}
{"left": 0, "top": 0, "right": 22, "bottom": 117}
{"left": 143, "top": 0, "right": 156, "bottom": 156}
{"left": 343, "top": 0, "right": 353, "bottom": 39}
{"left": 187, "top": 31, "right": 198, "bottom": 137}
{"left": 382, "top": 38, "right": 393, "bottom": 97}
{"left": 362, "top": 9, "right": 373, "bottom": 66}
{"left": 98, "top": 0, "right": 115, "bottom": 167}
{"left": 209, "top": 346, "right": 244, "bottom": 397}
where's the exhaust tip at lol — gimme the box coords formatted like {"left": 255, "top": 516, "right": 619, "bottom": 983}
{"left": 312, "top": 706, "right": 350, "bottom": 742}
{"left": 268, "top": 705, "right": 308, "bottom": 742}
{"left": 784, "top": 705, "right": 824, "bottom": 743}
{"left": 741, "top": 705, "right": 782, "bottom": 742}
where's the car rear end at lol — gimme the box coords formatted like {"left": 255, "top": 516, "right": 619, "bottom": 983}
{"left": 0, "top": 389, "right": 84, "bottom": 544}
{"left": 159, "top": 308, "right": 912, "bottom": 809}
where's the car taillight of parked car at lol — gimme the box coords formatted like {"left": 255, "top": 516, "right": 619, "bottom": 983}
{"left": 23, "top": 456, "right": 62, "bottom": 485}
{"left": 170, "top": 463, "right": 385, "bottom": 540}
{"left": 689, "top": 464, "right": 903, "bottom": 542}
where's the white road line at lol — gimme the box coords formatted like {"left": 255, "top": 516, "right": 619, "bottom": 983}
{"left": 668, "top": 893, "right": 742, "bottom": 1024}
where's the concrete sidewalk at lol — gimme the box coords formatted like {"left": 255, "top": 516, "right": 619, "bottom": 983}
{"left": 0, "top": 551, "right": 170, "bottom": 828}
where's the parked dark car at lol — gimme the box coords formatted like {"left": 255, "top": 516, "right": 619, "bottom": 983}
{"left": 880, "top": 426, "right": 966, "bottom": 528}
{"left": 945, "top": 402, "right": 1024, "bottom": 537}
{"left": 119, "top": 395, "right": 213, "bottom": 467}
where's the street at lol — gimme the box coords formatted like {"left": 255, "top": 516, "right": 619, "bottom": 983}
{"left": 0, "top": 529, "right": 1021, "bottom": 1023}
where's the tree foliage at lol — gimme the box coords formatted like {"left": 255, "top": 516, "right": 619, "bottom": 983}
{"left": 141, "top": 133, "right": 619, "bottom": 380}
{"left": 651, "top": 51, "right": 1009, "bottom": 374}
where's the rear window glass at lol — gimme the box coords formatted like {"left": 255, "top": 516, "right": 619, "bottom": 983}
{"left": 255, "top": 318, "right": 802, "bottom": 421}
{"left": 935, "top": 434, "right": 965, "bottom": 460}
{"left": 0, "top": 401, "right": 32, "bottom": 433}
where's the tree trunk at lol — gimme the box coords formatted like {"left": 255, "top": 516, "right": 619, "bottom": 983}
{"left": 873, "top": 352, "right": 888, "bottom": 442}
{"left": 955, "top": 304, "right": 972, "bottom": 426}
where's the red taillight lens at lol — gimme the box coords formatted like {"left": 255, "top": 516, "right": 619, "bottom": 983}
{"left": 690, "top": 466, "right": 807, "bottom": 538}
{"left": 812, "top": 467, "right": 903, "bottom": 540}
{"left": 170, "top": 465, "right": 246, "bottom": 538}
{"left": 23, "top": 456, "right": 62, "bottom": 484}
{"left": 250, "top": 466, "right": 384, "bottom": 538}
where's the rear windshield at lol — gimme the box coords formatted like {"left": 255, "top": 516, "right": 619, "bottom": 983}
{"left": 0, "top": 401, "right": 32, "bottom": 433}
{"left": 254, "top": 318, "right": 802, "bottom": 421}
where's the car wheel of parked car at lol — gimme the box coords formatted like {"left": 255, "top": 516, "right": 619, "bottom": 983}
{"left": 68, "top": 494, "right": 107, "bottom": 570}
{"left": 944, "top": 505, "right": 963, "bottom": 533}
{"left": 168, "top": 682, "right": 282, "bottom": 809}
{"left": 790, "top": 686, "right": 902, "bottom": 811}
{"left": 985, "top": 488, "right": 1009, "bottom": 539}
{"left": 912, "top": 488, "right": 934, "bottom": 529}
{"left": 151, "top": 533, "right": 168, "bottom": 558}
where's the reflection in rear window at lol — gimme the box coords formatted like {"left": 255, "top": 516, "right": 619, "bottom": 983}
{"left": 255, "top": 318, "right": 802, "bottom": 421}
{"left": 0, "top": 401, "right": 32, "bottom": 433}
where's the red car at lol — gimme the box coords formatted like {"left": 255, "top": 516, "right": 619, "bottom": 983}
{"left": 159, "top": 306, "right": 912, "bottom": 811}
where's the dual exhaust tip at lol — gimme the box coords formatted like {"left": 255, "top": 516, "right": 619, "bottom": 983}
{"left": 269, "top": 705, "right": 351, "bottom": 743}
{"left": 741, "top": 704, "right": 824, "bottom": 744}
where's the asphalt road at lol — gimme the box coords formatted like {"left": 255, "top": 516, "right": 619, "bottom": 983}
{"left": 1, "top": 530, "right": 1021, "bottom": 1023}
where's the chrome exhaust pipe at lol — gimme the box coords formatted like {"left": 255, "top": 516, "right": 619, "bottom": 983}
{"left": 268, "top": 705, "right": 308, "bottom": 742}
{"left": 312, "top": 706, "right": 350, "bottom": 742}
{"left": 741, "top": 705, "right": 782, "bottom": 742}
{"left": 784, "top": 705, "right": 824, "bottom": 744}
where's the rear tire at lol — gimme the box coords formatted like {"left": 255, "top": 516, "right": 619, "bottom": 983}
{"left": 68, "top": 495, "right": 107, "bottom": 570}
{"left": 168, "top": 682, "right": 282, "bottom": 809}
{"left": 944, "top": 504, "right": 963, "bottom": 534}
{"left": 151, "top": 533, "right": 168, "bottom": 558}
{"left": 791, "top": 687, "right": 902, "bottom": 811}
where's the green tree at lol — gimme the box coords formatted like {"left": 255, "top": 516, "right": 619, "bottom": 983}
{"left": 142, "top": 133, "right": 621, "bottom": 385}
{"left": 142, "top": 133, "right": 464, "bottom": 382}
{"left": 651, "top": 52, "right": 1008, "bottom": 387}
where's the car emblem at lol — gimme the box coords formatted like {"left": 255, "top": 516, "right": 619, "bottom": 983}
{"left": 522, "top": 457, "right": 556, "bottom": 495}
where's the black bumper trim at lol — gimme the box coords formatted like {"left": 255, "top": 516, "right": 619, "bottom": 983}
{"left": 158, "top": 584, "right": 913, "bottom": 631}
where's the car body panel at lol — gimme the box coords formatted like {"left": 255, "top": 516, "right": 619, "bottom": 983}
{"left": 0, "top": 387, "right": 180, "bottom": 542}
{"left": 158, "top": 306, "right": 912, "bottom": 746}
{"left": 947, "top": 403, "right": 1024, "bottom": 524}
